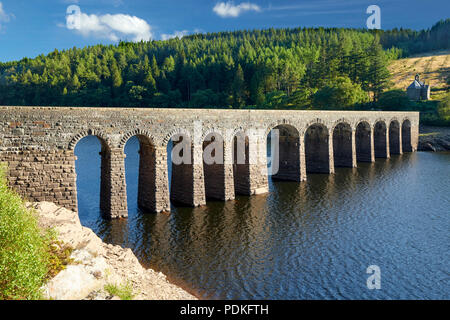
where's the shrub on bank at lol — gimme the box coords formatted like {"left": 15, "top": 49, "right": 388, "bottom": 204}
{"left": 0, "top": 164, "right": 49, "bottom": 300}
{"left": 437, "top": 92, "right": 450, "bottom": 121}
{"left": 104, "top": 282, "right": 135, "bottom": 300}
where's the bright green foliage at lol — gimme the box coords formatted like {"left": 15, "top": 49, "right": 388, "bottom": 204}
{"left": 286, "top": 88, "right": 318, "bottom": 109}
{"left": 104, "top": 282, "right": 134, "bottom": 300}
{"left": 437, "top": 93, "right": 450, "bottom": 121}
{"left": 312, "top": 76, "right": 369, "bottom": 109}
{"left": 364, "top": 38, "right": 392, "bottom": 102}
{"left": 0, "top": 165, "right": 76, "bottom": 300}
{"left": 0, "top": 20, "right": 448, "bottom": 109}
{"left": 263, "top": 91, "right": 287, "bottom": 109}
{"left": 232, "top": 64, "right": 246, "bottom": 108}
{"left": 190, "top": 89, "right": 220, "bottom": 107}
{"left": 0, "top": 165, "right": 49, "bottom": 300}
{"left": 378, "top": 89, "right": 412, "bottom": 110}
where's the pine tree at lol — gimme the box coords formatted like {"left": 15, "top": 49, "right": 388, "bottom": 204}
{"left": 366, "top": 39, "right": 391, "bottom": 102}
{"left": 151, "top": 55, "right": 160, "bottom": 78}
{"left": 250, "top": 70, "right": 265, "bottom": 105}
{"left": 232, "top": 64, "right": 245, "bottom": 108}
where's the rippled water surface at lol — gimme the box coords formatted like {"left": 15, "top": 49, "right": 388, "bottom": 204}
{"left": 76, "top": 136, "right": 449, "bottom": 299}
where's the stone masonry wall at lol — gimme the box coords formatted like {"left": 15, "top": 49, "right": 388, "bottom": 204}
{"left": 0, "top": 149, "right": 77, "bottom": 211}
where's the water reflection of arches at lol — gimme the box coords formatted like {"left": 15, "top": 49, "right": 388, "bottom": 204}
{"left": 305, "top": 123, "right": 332, "bottom": 174}
{"left": 355, "top": 121, "right": 373, "bottom": 162}
{"left": 389, "top": 120, "right": 402, "bottom": 155}
{"left": 402, "top": 119, "right": 412, "bottom": 152}
{"left": 268, "top": 124, "right": 301, "bottom": 181}
{"left": 374, "top": 121, "right": 389, "bottom": 159}
{"left": 332, "top": 122, "right": 354, "bottom": 168}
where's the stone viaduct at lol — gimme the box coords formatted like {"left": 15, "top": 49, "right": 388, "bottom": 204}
{"left": 0, "top": 107, "right": 419, "bottom": 219}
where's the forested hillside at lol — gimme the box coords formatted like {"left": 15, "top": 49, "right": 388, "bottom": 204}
{"left": 0, "top": 19, "right": 448, "bottom": 109}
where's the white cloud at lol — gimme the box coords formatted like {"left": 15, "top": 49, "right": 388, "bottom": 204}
{"left": 65, "top": 6, "right": 152, "bottom": 42}
{"left": 161, "top": 30, "right": 189, "bottom": 40}
{"left": 0, "top": 2, "right": 12, "bottom": 31}
{"left": 213, "top": 1, "right": 261, "bottom": 18}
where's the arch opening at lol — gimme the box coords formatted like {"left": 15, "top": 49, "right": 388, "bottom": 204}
{"left": 332, "top": 122, "right": 353, "bottom": 167}
{"left": 305, "top": 124, "right": 330, "bottom": 173}
{"left": 203, "top": 132, "right": 226, "bottom": 200}
{"left": 124, "top": 135, "right": 157, "bottom": 213}
{"left": 267, "top": 124, "right": 301, "bottom": 181}
{"left": 356, "top": 121, "right": 372, "bottom": 162}
{"left": 374, "top": 121, "right": 388, "bottom": 158}
{"left": 168, "top": 133, "right": 195, "bottom": 206}
{"left": 389, "top": 120, "right": 401, "bottom": 155}
{"left": 232, "top": 131, "right": 250, "bottom": 195}
{"left": 402, "top": 120, "right": 412, "bottom": 152}
{"left": 74, "top": 135, "right": 111, "bottom": 220}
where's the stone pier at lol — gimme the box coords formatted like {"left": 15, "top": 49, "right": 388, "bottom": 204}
{"left": 99, "top": 148, "right": 128, "bottom": 219}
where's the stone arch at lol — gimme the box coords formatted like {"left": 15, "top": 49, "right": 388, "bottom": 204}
{"left": 355, "top": 118, "right": 371, "bottom": 129}
{"left": 301, "top": 118, "right": 327, "bottom": 136}
{"left": 374, "top": 120, "right": 388, "bottom": 158}
{"left": 201, "top": 127, "right": 226, "bottom": 144}
{"left": 304, "top": 122, "right": 330, "bottom": 173}
{"left": 355, "top": 120, "right": 372, "bottom": 162}
{"left": 389, "top": 119, "right": 401, "bottom": 155}
{"left": 264, "top": 119, "right": 299, "bottom": 138}
{"left": 330, "top": 118, "right": 353, "bottom": 133}
{"left": 267, "top": 123, "right": 301, "bottom": 181}
{"left": 402, "top": 119, "right": 412, "bottom": 152}
{"left": 332, "top": 121, "right": 353, "bottom": 167}
{"left": 388, "top": 116, "right": 400, "bottom": 124}
{"left": 228, "top": 126, "right": 247, "bottom": 145}
{"left": 68, "top": 129, "right": 110, "bottom": 151}
{"left": 119, "top": 129, "right": 156, "bottom": 151}
{"left": 162, "top": 128, "right": 193, "bottom": 147}
{"left": 372, "top": 117, "right": 387, "bottom": 131}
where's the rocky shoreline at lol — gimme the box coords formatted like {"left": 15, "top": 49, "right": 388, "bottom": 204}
{"left": 32, "top": 202, "right": 197, "bottom": 300}
{"left": 418, "top": 126, "right": 450, "bottom": 152}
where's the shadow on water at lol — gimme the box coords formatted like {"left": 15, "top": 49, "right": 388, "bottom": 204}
{"left": 75, "top": 137, "right": 450, "bottom": 299}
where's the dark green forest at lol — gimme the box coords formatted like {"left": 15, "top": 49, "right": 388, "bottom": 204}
{"left": 0, "top": 19, "right": 448, "bottom": 111}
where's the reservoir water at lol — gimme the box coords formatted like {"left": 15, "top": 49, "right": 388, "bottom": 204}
{"left": 75, "top": 136, "right": 449, "bottom": 299}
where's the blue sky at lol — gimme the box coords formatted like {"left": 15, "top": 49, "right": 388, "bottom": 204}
{"left": 0, "top": 0, "right": 448, "bottom": 62}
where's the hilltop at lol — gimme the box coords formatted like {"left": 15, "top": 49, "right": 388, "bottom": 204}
{"left": 389, "top": 50, "right": 450, "bottom": 99}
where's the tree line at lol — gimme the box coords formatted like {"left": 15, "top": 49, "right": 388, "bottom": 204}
{"left": 0, "top": 19, "right": 448, "bottom": 110}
